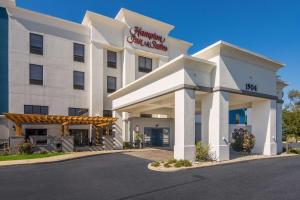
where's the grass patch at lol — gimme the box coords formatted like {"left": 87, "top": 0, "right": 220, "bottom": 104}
{"left": 0, "top": 152, "right": 64, "bottom": 161}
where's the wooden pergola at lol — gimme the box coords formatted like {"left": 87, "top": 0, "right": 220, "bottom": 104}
{"left": 4, "top": 113, "right": 117, "bottom": 137}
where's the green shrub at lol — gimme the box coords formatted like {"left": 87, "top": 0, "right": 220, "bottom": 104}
{"left": 289, "top": 148, "right": 300, "bottom": 154}
{"left": 123, "top": 142, "right": 132, "bottom": 149}
{"left": 0, "top": 148, "right": 10, "bottom": 156}
{"left": 195, "top": 141, "right": 212, "bottom": 161}
{"left": 231, "top": 128, "right": 255, "bottom": 153}
{"left": 163, "top": 163, "right": 171, "bottom": 168}
{"left": 174, "top": 160, "right": 192, "bottom": 168}
{"left": 17, "top": 141, "right": 33, "bottom": 154}
{"left": 151, "top": 161, "right": 160, "bottom": 167}
{"left": 167, "top": 159, "right": 177, "bottom": 165}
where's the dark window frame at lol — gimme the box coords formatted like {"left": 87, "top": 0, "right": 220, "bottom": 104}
{"left": 73, "top": 43, "right": 85, "bottom": 63}
{"left": 73, "top": 71, "right": 85, "bottom": 90}
{"left": 25, "top": 129, "right": 47, "bottom": 145}
{"left": 107, "top": 50, "right": 117, "bottom": 68}
{"left": 30, "top": 33, "right": 43, "bottom": 55}
{"left": 140, "top": 114, "right": 152, "bottom": 118}
{"left": 107, "top": 76, "right": 117, "bottom": 93}
{"left": 68, "top": 107, "right": 89, "bottom": 116}
{"left": 24, "top": 105, "right": 49, "bottom": 115}
{"left": 103, "top": 110, "right": 112, "bottom": 117}
{"left": 29, "top": 64, "right": 43, "bottom": 85}
{"left": 138, "top": 56, "right": 152, "bottom": 73}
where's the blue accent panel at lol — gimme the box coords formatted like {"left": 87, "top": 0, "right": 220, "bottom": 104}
{"left": 0, "top": 7, "right": 8, "bottom": 114}
{"left": 229, "top": 109, "right": 247, "bottom": 124}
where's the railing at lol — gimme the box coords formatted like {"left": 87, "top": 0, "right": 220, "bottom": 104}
{"left": 0, "top": 139, "right": 9, "bottom": 152}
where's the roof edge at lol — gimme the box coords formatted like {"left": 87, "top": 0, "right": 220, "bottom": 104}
{"left": 194, "top": 40, "right": 285, "bottom": 69}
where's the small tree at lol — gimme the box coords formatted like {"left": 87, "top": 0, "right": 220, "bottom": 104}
{"left": 134, "top": 132, "right": 143, "bottom": 149}
{"left": 231, "top": 128, "right": 255, "bottom": 153}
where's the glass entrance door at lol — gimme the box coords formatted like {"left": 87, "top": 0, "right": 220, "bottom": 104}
{"left": 144, "top": 128, "right": 170, "bottom": 147}
{"left": 151, "top": 128, "right": 163, "bottom": 147}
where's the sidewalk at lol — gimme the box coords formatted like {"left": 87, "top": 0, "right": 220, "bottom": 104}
{"left": 0, "top": 149, "right": 154, "bottom": 167}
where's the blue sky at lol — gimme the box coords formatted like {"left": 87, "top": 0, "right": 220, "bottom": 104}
{"left": 16, "top": 0, "right": 300, "bottom": 101}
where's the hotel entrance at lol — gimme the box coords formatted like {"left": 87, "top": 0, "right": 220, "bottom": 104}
{"left": 144, "top": 128, "right": 170, "bottom": 147}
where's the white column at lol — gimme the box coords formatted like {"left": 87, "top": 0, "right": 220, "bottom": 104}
{"left": 201, "top": 91, "right": 229, "bottom": 161}
{"left": 122, "top": 112, "right": 130, "bottom": 142}
{"left": 276, "top": 102, "right": 283, "bottom": 153}
{"left": 174, "top": 89, "right": 195, "bottom": 161}
{"left": 251, "top": 100, "right": 277, "bottom": 155}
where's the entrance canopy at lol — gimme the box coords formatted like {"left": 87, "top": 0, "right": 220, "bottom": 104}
{"left": 5, "top": 113, "right": 117, "bottom": 136}
{"left": 108, "top": 54, "right": 216, "bottom": 112}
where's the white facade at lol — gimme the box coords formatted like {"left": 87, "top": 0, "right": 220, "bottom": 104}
{"left": 0, "top": 0, "right": 287, "bottom": 160}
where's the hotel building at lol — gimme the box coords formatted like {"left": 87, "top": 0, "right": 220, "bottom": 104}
{"left": 0, "top": 0, "right": 287, "bottom": 160}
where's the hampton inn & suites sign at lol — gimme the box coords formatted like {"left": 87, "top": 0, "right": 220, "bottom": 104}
{"left": 127, "top": 26, "right": 168, "bottom": 51}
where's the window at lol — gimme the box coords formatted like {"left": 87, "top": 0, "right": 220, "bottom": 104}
{"left": 25, "top": 129, "right": 47, "bottom": 145}
{"left": 107, "top": 76, "right": 116, "bottom": 93}
{"left": 235, "top": 113, "right": 241, "bottom": 124}
{"left": 73, "top": 71, "right": 84, "bottom": 90}
{"left": 24, "top": 105, "right": 48, "bottom": 115}
{"left": 68, "top": 108, "right": 89, "bottom": 116}
{"left": 30, "top": 33, "right": 43, "bottom": 55}
{"left": 29, "top": 64, "right": 43, "bottom": 85}
{"left": 103, "top": 110, "right": 112, "bottom": 117}
{"left": 73, "top": 43, "right": 85, "bottom": 62}
{"left": 138, "top": 56, "right": 152, "bottom": 73}
{"left": 140, "top": 114, "right": 152, "bottom": 118}
{"left": 107, "top": 50, "right": 117, "bottom": 68}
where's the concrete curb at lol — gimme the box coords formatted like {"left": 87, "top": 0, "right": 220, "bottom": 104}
{"left": 148, "top": 153, "right": 299, "bottom": 172}
{"left": 0, "top": 149, "right": 154, "bottom": 167}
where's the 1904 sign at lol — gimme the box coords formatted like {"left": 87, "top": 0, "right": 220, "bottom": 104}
{"left": 245, "top": 83, "right": 257, "bottom": 92}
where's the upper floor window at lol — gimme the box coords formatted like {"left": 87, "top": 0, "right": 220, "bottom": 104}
{"left": 107, "top": 50, "right": 117, "bottom": 68}
{"left": 29, "top": 64, "right": 43, "bottom": 85}
{"left": 68, "top": 107, "right": 89, "bottom": 116}
{"left": 73, "top": 71, "right": 84, "bottom": 90}
{"left": 107, "top": 76, "right": 116, "bottom": 93}
{"left": 30, "top": 33, "right": 43, "bottom": 55}
{"left": 73, "top": 43, "right": 85, "bottom": 62}
{"left": 138, "top": 56, "right": 152, "bottom": 73}
{"left": 140, "top": 114, "right": 152, "bottom": 118}
{"left": 103, "top": 110, "right": 112, "bottom": 117}
{"left": 24, "top": 105, "right": 48, "bottom": 115}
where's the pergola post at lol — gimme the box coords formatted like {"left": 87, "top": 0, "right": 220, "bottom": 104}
{"left": 15, "top": 124, "right": 22, "bottom": 136}
{"left": 95, "top": 126, "right": 101, "bottom": 144}
{"left": 61, "top": 124, "right": 65, "bottom": 137}
{"left": 64, "top": 124, "right": 69, "bottom": 136}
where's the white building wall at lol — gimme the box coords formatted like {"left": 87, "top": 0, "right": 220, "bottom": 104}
{"left": 8, "top": 10, "right": 90, "bottom": 116}
{"left": 89, "top": 43, "right": 103, "bottom": 116}
{"left": 103, "top": 48, "right": 122, "bottom": 110}
{"left": 218, "top": 55, "right": 277, "bottom": 96}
